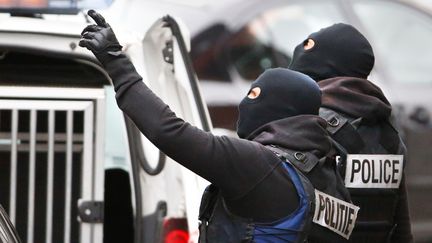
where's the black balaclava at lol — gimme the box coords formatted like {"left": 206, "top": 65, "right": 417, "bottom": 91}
{"left": 236, "top": 68, "right": 321, "bottom": 139}
{"left": 289, "top": 23, "right": 375, "bottom": 81}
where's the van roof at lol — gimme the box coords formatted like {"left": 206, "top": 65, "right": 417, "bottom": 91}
{"left": 0, "top": 14, "right": 86, "bottom": 37}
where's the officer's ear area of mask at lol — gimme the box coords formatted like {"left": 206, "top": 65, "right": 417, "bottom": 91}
{"left": 236, "top": 68, "right": 322, "bottom": 139}
{"left": 289, "top": 23, "right": 375, "bottom": 82}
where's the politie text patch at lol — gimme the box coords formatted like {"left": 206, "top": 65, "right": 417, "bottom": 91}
{"left": 344, "top": 154, "right": 404, "bottom": 189}
{"left": 313, "top": 189, "right": 359, "bottom": 239}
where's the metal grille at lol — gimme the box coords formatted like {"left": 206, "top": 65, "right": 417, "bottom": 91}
{"left": 0, "top": 100, "right": 95, "bottom": 243}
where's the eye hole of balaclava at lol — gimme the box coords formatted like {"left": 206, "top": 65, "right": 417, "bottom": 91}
{"left": 247, "top": 87, "right": 261, "bottom": 99}
{"left": 303, "top": 38, "right": 315, "bottom": 51}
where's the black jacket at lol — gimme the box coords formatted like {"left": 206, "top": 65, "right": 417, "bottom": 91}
{"left": 104, "top": 52, "right": 333, "bottom": 223}
{"left": 319, "top": 77, "right": 413, "bottom": 243}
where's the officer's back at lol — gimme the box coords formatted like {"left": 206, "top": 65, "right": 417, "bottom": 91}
{"left": 290, "top": 23, "right": 413, "bottom": 243}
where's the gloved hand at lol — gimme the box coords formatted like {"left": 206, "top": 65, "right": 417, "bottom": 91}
{"left": 79, "top": 10, "right": 123, "bottom": 66}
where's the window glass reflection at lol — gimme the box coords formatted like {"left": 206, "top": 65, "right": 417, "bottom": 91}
{"left": 353, "top": 1, "right": 432, "bottom": 84}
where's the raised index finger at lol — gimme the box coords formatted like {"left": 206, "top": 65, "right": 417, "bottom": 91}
{"left": 87, "top": 9, "right": 108, "bottom": 28}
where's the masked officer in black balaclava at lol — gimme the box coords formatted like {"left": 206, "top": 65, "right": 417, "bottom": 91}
{"left": 80, "top": 11, "right": 358, "bottom": 243}
{"left": 290, "top": 23, "right": 413, "bottom": 243}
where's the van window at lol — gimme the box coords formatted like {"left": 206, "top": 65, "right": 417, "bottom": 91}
{"left": 191, "top": 2, "right": 346, "bottom": 82}
{"left": 104, "top": 87, "right": 129, "bottom": 171}
{"left": 353, "top": 1, "right": 432, "bottom": 84}
{"left": 229, "top": 2, "right": 345, "bottom": 80}
{"left": 260, "top": 2, "right": 345, "bottom": 59}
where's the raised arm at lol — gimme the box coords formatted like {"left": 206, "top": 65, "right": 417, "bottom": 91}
{"left": 78, "top": 10, "right": 282, "bottom": 199}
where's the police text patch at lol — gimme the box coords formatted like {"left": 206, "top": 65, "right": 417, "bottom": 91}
{"left": 313, "top": 190, "right": 359, "bottom": 239}
{"left": 344, "top": 154, "right": 404, "bottom": 189}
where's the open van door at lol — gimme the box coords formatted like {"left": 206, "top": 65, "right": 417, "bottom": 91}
{"left": 123, "top": 15, "right": 212, "bottom": 243}
{"left": 0, "top": 3, "right": 212, "bottom": 243}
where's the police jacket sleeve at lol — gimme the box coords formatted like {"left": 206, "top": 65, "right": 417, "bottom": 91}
{"left": 102, "top": 52, "right": 282, "bottom": 199}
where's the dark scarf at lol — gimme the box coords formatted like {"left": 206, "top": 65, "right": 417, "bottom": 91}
{"left": 250, "top": 115, "right": 332, "bottom": 158}
{"left": 319, "top": 77, "right": 392, "bottom": 123}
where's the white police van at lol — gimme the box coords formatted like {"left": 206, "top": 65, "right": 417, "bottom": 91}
{"left": 0, "top": 0, "right": 211, "bottom": 242}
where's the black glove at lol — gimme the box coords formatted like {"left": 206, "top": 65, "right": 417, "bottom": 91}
{"left": 79, "top": 10, "right": 123, "bottom": 65}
